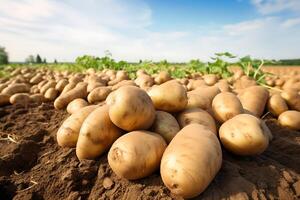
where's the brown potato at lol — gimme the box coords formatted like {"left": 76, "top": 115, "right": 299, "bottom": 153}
{"left": 76, "top": 105, "right": 122, "bottom": 160}
{"left": 177, "top": 108, "right": 217, "bottom": 134}
{"left": 267, "top": 94, "right": 288, "bottom": 116}
{"left": 160, "top": 124, "right": 222, "bottom": 198}
{"left": 148, "top": 80, "right": 187, "bottom": 112}
{"left": 67, "top": 98, "right": 89, "bottom": 114}
{"left": 55, "top": 79, "right": 69, "bottom": 92}
{"left": 219, "top": 114, "right": 270, "bottom": 155}
{"left": 54, "top": 82, "right": 88, "bottom": 110}
{"left": 106, "top": 86, "right": 155, "bottom": 131}
{"left": 44, "top": 88, "right": 59, "bottom": 101}
{"left": 1, "top": 83, "right": 30, "bottom": 95}
{"left": 56, "top": 105, "right": 98, "bottom": 147}
{"left": 87, "top": 87, "right": 112, "bottom": 104}
{"left": 9, "top": 93, "right": 30, "bottom": 105}
{"left": 212, "top": 92, "right": 243, "bottom": 123}
{"left": 281, "top": 89, "right": 300, "bottom": 111}
{"left": 238, "top": 86, "right": 269, "bottom": 117}
{"left": 278, "top": 110, "right": 300, "bottom": 130}
{"left": 151, "top": 111, "right": 180, "bottom": 143}
{"left": 108, "top": 130, "right": 166, "bottom": 180}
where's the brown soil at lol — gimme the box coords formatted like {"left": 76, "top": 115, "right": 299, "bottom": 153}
{"left": 0, "top": 103, "right": 299, "bottom": 200}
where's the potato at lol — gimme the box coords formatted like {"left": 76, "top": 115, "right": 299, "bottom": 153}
{"left": 61, "top": 82, "right": 76, "bottom": 94}
{"left": 108, "top": 130, "right": 166, "bottom": 180}
{"left": 154, "top": 71, "right": 171, "bottom": 84}
{"left": 278, "top": 110, "right": 300, "bottom": 130}
{"left": 148, "top": 80, "right": 187, "bottom": 112}
{"left": 1, "top": 83, "right": 30, "bottom": 95}
{"left": 135, "top": 74, "right": 154, "bottom": 88}
{"left": 111, "top": 80, "right": 137, "bottom": 91}
{"left": 106, "top": 86, "right": 155, "bottom": 131}
{"left": 212, "top": 92, "right": 243, "bottom": 123}
{"left": 203, "top": 74, "right": 218, "bottom": 86}
{"left": 219, "top": 114, "right": 270, "bottom": 155}
{"left": 30, "top": 94, "right": 45, "bottom": 104}
{"left": 238, "top": 86, "right": 269, "bottom": 117}
{"left": 186, "top": 93, "right": 211, "bottom": 110}
{"left": 76, "top": 105, "right": 122, "bottom": 160}
{"left": 56, "top": 105, "right": 98, "bottom": 147}
{"left": 44, "top": 88, "right": 59, "bottom": 101}
{"left": 37, "top": 80, "right": 48, "bottom": 90}
{"left": 87, "top": 86, "right": 111, "bottom": 104}
{"left": 151, "top": 111, "right": 180, "bottom": 143}
{"left": 67, "top": 98, "right": 88, "bottom": 114}
{"left": 233, "top": 75, "right": 257, "bottom": 90}
{"left": 54, "top": 82, "right": 88, "bottom": 110}
{"left": 189, "top": 85, "right": 221, "bottom": 104}
{"left": 9, "top": 93, "right": 30, "bottom": 105}
{"left": 0, "top": 94, "right": 11, "bottom": 106}
{"left": 0, "top": 83, "right": 9, "bottom": 93}
{"left": 55, "top": 79, "right": 69, "bottom": 92}
{"left": 40, "top": 81, "right": 56, "bottom": 94}
{"left": 267, "top": 94, "right": 288, "bottom": 117}
{"left": 29, "top": 74, "right": 43, "bottom": 84}
{"left": 160, "top": 124, "right": 222, "bottom": 198}
{"left": 215, "top": 80, "right": 231, "bottom": 92}
{"left": 281, "top": 89, "right": 300, "bottom": 111}
{"left": 177, "top": 108, "right": 217, "bottom": 134}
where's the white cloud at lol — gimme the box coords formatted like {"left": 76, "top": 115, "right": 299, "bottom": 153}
{"left": 0, "top": 0, "right": 299, "bottom": 62}
{"left": 251, "top": 0, "right": 300, "bottom": 14}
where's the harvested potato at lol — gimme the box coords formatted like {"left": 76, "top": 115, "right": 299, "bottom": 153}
{"left": 186, "top": 93, "right": 211, "bottom": 110}
{"left": 106, "top": 86, "right": 155, "bottom": 131}
{"left": 219, "top": 114, "right": 270, "bottom": 155}
{"left": 87, "top": 87, "right": 111, "bottom": 104}
{"left": 54, "top": 82, "right": 88, "bottom": 110}
{"left": 151, "top": 111, "right": 180, "bottom": 143}
{"left": 108, "top": 130, "right": 166, "bottom": 180}
{"left": 281, "top": 89, "right": 300, "bottom": 111}
{"left": 238, "top": 86, "right": 269, "bottom": 117}
{"left": 76, "top": 105, "right": 122, "bottom": 160}
{"left": 154, "top": 71, "right": 171, "bottom": 84}
{"left": 57, "top": 105, "right": 98, "bottom": 147}
{"left": 9, "top": 93, "right": 30, "bottom": 105}
{"left": 1, "top": 83, "right": 30, "bottom": 95}
{"left": 203, "top": 74, "right": 218, "bottom": 86}
{"left": 61, "top": 82, "right": 77, "bottom": 94}
{"left": 44, "top": 88, "right": 59, "bottom": 101}
{"left": 212, "top": 92, "right": 243, "bottom": 123}
{"left": 40, "top": 81, "right": 56, "bottom": 94}
{"left": 278, "top": 110, "right": 300, "bottom": 130}
{"left": 267, "top": 94, "right": 288, "bottom": 116}
{"left": 111, "top": 80, "right": 136, "bottom": 91}
{"left": 55, "top": 79, "right": 69, "bottom": 92}
{"left": 177, "top": 108, "right": 217, "bottom": 134}
{"left": 148, "top": 80, "right": 187, "bottom": 112}
{"left": 188, "top": 86, "right": 221, "bottom": 110}
{"left": 67, "top": 98, "right": 89, "bottom": 114}
{"left": 30, "top": 94, "right": 45, "bottom": 104}
{"left": 160, "top": 124, "right": 222, "bottom": 198}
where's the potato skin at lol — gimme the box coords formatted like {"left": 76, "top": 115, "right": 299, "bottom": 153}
{"left": 87, "top": 86, "right": 111, "bottom": 104}
{"left": 278, "top": 110, "right": 300, "bottom": 130}
{"left": 177, "top": 108, "right": 217, "bottom": 134}
{"left": 76, "top": 105, "right": 122, "bottom": 160}
{"left": 148, "top": 80, "right": 187, "bottom": 112}
{"left": 219, "top": 114, "right": 270, "bottom": 155}
{"left": 212, "top": 92, "right": 243, "bottom": 123}
{"left": 281, "top": 89, "right": 300, "bottom": 111}
{"left": 67, "top": 98, "right": 88, "bottom": 114}
{"left": 151, "top": 111, "right": 180, "bottom": 143}
{"left": 1, "top": 83, "right": 30, "bottom": 95}
{"left": 54, "top": 82, "right": 88, "bottom": 110}
{"left": 267, "top": 94, "right": 288, "bottom": 117}
{"left": 238, "top": 86, "right": 269, "bottom": 117}
{"left": 106, "top": 86, "right": 155, "bottom": 131}
{"left": 160, "top": 124, "right": 222, "bottom": 198}
{"left": 9, "top": 93, "right": 30, "bottom": 105}
{"left": 44, "top": 88, "right": 59, "bottom": 101}
{"left": 108, "top": 130, "right": 167, "bottom": 180}
{"left": 56, "top": 105, "right": 98, "bottom": 147}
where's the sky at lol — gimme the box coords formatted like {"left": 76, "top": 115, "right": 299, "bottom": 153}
{"left": 0, "top": 0, "right": 300, "bottom": 62}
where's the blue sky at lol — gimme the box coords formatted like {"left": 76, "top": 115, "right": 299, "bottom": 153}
{"left": 0, "top": 0, "right": 300, "bottom": 62}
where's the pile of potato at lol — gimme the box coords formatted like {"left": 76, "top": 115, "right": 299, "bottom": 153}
{"left": 1, "top": 66, "right": 300, "bottom": 198}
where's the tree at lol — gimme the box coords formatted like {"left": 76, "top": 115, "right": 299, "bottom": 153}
{"left": 25, "top": 55, "right": 35, "bottom": 63}
{"left": 36, "top": 54, "right": 42, "bottom": 63}
{"left": 43, "top": 58, "right": 47, "bottom": 63}
{"left": 54, "top": 59, "right": 58, "bottom": 64}
{"left": 0, "top": 46, "right": 9, "bottom": 64}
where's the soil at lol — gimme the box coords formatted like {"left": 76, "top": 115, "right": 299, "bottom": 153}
{"left": 0, "top": 103, "right": 299, "bottom": 200}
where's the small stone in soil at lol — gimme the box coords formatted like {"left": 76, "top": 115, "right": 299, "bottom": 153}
{"left": 103, "top": 177, "right": 114, "bottom": 190}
